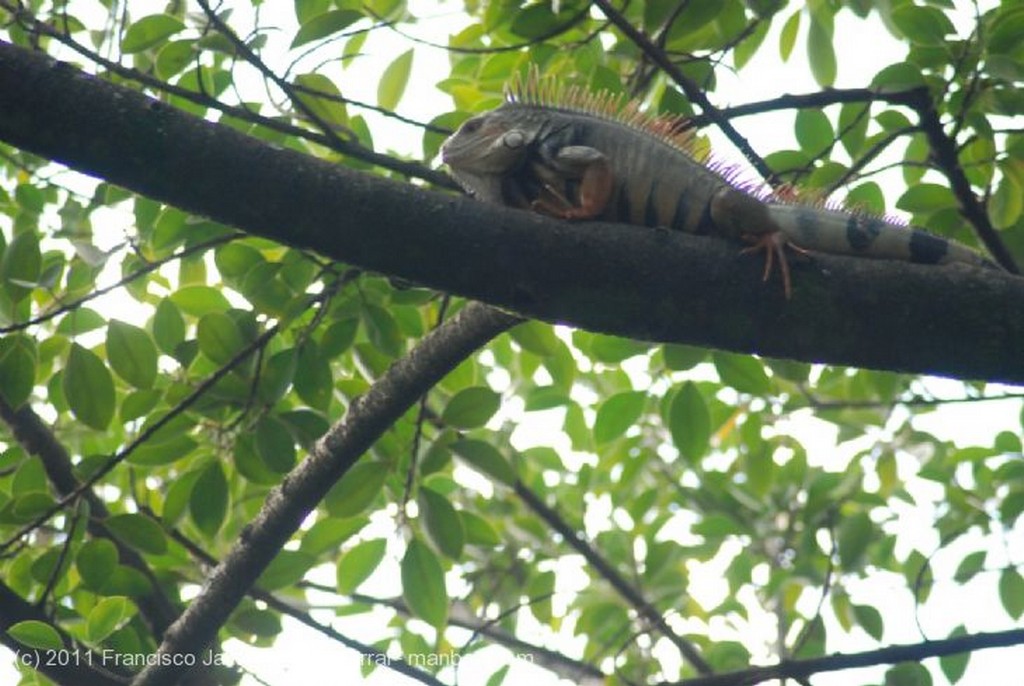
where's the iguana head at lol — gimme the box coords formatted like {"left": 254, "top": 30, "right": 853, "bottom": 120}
{"left": 441, "top": 107, "right": 535, "bottom": 175}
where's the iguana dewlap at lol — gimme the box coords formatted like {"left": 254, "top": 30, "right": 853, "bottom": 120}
{"left": 441, "top": 77, "right": 995, "bottom": 296}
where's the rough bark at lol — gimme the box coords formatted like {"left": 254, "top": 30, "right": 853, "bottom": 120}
{"left": 1, "top": 40, "right": 1022, "bottom": 383}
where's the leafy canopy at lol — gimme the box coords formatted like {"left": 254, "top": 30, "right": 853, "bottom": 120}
{"left": 0, "top": 1, "right": 1022, "bottom": 686}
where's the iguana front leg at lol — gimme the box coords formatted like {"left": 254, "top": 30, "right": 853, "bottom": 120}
{"left": 529, "top": 145, "right": 614, "bottom": 220}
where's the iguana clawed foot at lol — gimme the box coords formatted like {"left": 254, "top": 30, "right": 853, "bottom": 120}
{"left": 741, "top": 232, "right": 811, "bottom": 299}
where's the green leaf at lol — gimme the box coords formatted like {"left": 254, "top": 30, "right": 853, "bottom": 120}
{"left": 255, "top": 415, "right": 297, "bottom": 473}
{"left": 896, "top": 184, "right": 958, "bottom": 213}
{"left": 871, "top": 62, "right": 926, "bottom": 91}
{"left": 526, "top": 570, "right": 555, "bottom": 623}
{"left": 1, "top": 230, "right": 40, "bottom": 302}
{"left": 190, "top": 461, "right": 228, "bottom": 538}
{"left": 86, "top": 597, "right": 131, "bottom": 643}
{"left": 954, "top": 550, "right": 986, "bottom": 582}
{"left": 13, "top": 456, "right": 46, "bottom": 494}
{"left": 105, "top": 514, "right": 168, "bottom": 555}
{"left": 63, "top": 343, "right": 115, "bottom": 430}
{"left": 295, "top": 0, "right": 332, "bottom": 24}
{"left": 77, "top": 539, "right": 119, "bottom": 590}
{"left": 401, "top": 538, "right": 448, "bottom": 628}
{"left": 509, "top": 4, "right": 559, "bottom": 38}
{"left": 663, "top": 344, "right": 706, "bottom": 370}
{"left": 8, "top": 620, "right": 64, "bottom": 650}
{"left": 510, "top": 321, "right": 559, "bottom": 356}
{"left": 999, "top": 567, "right": 1024, "bottom": 619}
{"left": 97, "top": 565, "right": 152, "bottom": 597}
{"left": 107, "top": 320, "right": 158, "bottom": 389}
{"left": 890, "top": 4, "right": 955, "bottom": 46}
{"left": 420, "top": 487, "right": 465, "bottom": 559}
{"left": 127, "top": 433, "right": 197, "bottom": 467}
{"left": 294, "top": 343, "right": 333, "bottom": 411}
{"left": 989, "top": 6, "right": 1024, "bottom": 54}
{"left": 321, "top": 318, "right": 358, "bottom": 358}
{"left": 794, "top": 108, "right": 833, "bottom": 153}
{"left": 846, "top": 182, "right": 886, "bottom": 215}
{"left": 162, "top": 469, "right": 202, "bottom": 525}
{"left": 450, "top": 439, "right": 516, "bottom": 485}
{"left": 990, "top": 172, "right": 1022, "bottom": 230}
{"left": 593, "top": 391, "right": 645, "bottom": 444}
{"left": 152, "top": 298, "right": 186, "bottom": 355}
{"left": 121, "top": 389, "right": 162, "bottom": 423}
{"left": 807, "top": 16, "right": 836, "bottom": 87}
{"left": 461, "top": 511, "right": 500, "bottom": 546}
{"left": 669, "top": 382, "right": 710, "bottom": 463}
{"left": 837, "top": 102, "right": 870, "bottom": 158}
{"left": 257, "top": 550, "right": 315, "bottom": 590}
{"left": 779, "top": 10, "right": 800, "bottom": 61}
{"left": 693, "top": 514, "right": 744, "bottom": 537}
{"left": 837, "top": 511, "right": 873, "bottom": 571}
{"left": 324, "top": 461, "right": 389, "bottom": 517}
{"left": 170, "top": 285, "right": 231, "bottom": 317}
{"left": 590, "top": 334, "right": 649, "bottom": 363}
{"left": 734, "top": 19, "right": 769, "bottom": 70}
{"left": 883, "top": 662, "right": 931, "bottom": 686}
{"left": 301, "top": 516, "right": 368, "bottom": 556}
{"left": 0, "top": 335, "right": 36, "bottom": 408}
{"left": 377, "top": 49, "right": 413, "bottom": 110}
{"left": 155, "top": 39, "right": 195, "bottom": 79}
{"left": 337, "top": 538, "right": 387, "bottom": 594}
{"left": 712, "top": 352, "right": 771, "bottom": 395}
{"left": 294, "top": 73, "right": 349, "bottom": 131}
{"left": 362, "top": 303, "right": 403, "bottom": 358}
{"left": 486, "top": 665, "right": 510, "bottom": 686}
{"left": 939, "top": 626, "right": 969, "bottom": 683}
{"left": 197, "top": 312, "right": 245, "bottom": 365}
{"left": 57, "top": 308, "right": 106, "bottom": 335}
{"left": 292, "top": 9, "right": 362, "bottom": 48}
{"left": 122, "top": 15, "right": 186, "bottom": 53}
{"left": 441, "top": 386, "right": 500, "bottom": 429}
{"left": 852, "top": 604, "right": 883, "bottom": 640}
{"left": 231, "top": 605, "right": 282, "bottom": 638}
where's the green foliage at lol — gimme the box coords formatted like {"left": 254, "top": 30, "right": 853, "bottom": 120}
{"left": 401, "top": 538, "right": 448, "bottom": 628}
{"left": 0, "top": 1, "right": 1021, "bottom": 685}
{"left": 7, "top": 621, "right": 63, "bottom": 651}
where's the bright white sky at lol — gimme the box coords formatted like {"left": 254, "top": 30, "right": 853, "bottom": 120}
{"left": 3, "top": 1, "right": 1022, "bottom": 685}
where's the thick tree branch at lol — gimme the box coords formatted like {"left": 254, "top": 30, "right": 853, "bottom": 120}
{"left": 1, "top": 3, "right": 454, "bottom": 188}
{"left": 0, "top": 41, "right": 1022, "bottom": 383}
{"left": 131, "top": 302, "right": 518, "bottom": 686}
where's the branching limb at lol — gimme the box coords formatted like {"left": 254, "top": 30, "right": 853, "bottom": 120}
{"left": 131, "top": 302, "right": 518, "bottom": 686}
{"left": 0, "top": 396, "right": 183, "bottom": 634}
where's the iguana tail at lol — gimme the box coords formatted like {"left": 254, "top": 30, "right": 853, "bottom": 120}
{"left": 764, "top": 203, "right": 995, "bottom": 268}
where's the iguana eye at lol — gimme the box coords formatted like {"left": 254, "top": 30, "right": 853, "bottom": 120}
{"left": 503, "top": 131, "right": 525, "bottom": 148}
{"left": 461, "top": 118, "right": 482, "bottom": 134}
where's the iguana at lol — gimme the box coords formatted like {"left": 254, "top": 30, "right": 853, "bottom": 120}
{"left": 440, "top": 74, "right": 996, "bottom": 296}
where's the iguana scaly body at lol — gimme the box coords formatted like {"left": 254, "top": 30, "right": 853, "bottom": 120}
{"left": 441, "top": 76, "right": 995, "bottom": 296}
